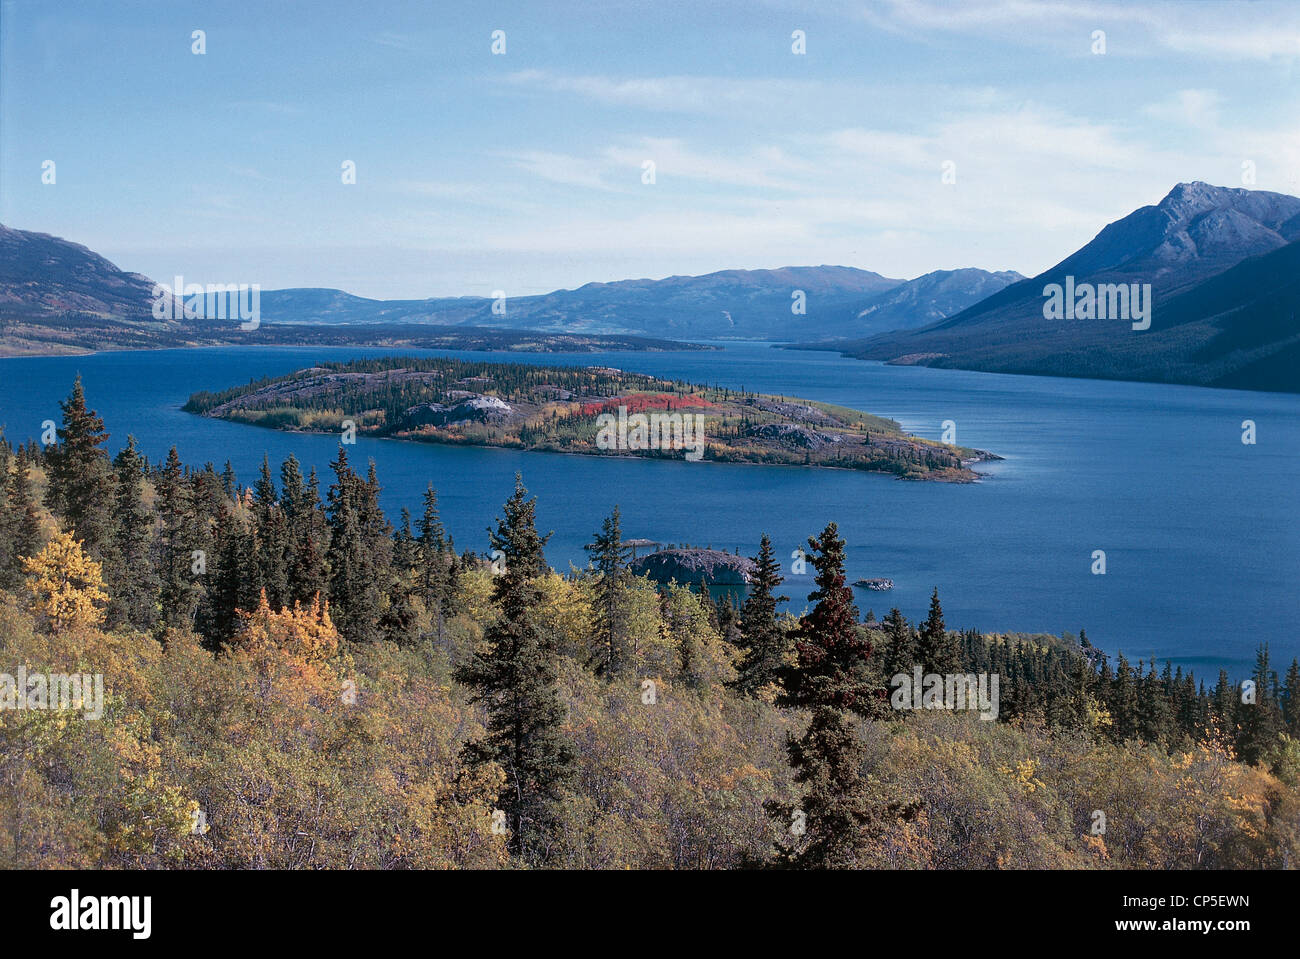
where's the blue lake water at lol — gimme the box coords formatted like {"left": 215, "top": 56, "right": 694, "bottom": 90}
{"left": 1, "top": 341, "right": 1296, "bottom": 678}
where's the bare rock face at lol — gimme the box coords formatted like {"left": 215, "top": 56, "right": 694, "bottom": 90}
{"left": 401, "top": 394, "right": 512, "bottom": 428}
{"left": 746, "top": 422, "right": 844, "bottom": 451}
{"left": 630, "top": 548, "right": 757, "bottom": 586}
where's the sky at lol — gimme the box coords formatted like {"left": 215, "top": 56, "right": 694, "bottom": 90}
{"left": 2, "top": 0, "right": 1299, "bottom": 298}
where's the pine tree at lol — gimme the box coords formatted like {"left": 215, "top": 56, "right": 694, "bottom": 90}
{"left": 732, "top": 533, "right": 789, "bottom": 696}
{"left": 1239, "top": 643, "right": 1284, "bottom": 764}
{"left": 880, "top": 607, "right": 915, "bottom": 681}
{"left": 281, "top": 459, "right": 330, "bottom": 607}
{"left": 585, "top": 506, "right": 633, "bottom": 678}
{"left": 1284, "top": 659, "right": 1300, "bottom": 739}
{"left": 107, "top": 437, "right": 159, "bottom": 629}
{"left": 916, "top": 587, "right": 959, "bottom": 675}
{"left": 416, "top": 483, "right": 452, "bottom": 617}
{"left": 251, "top": 456, "right": 290, "bottom": 610}
{"left": 770, "top": 523, "right": 884, "bottom": 869}
{"left": 325, "top": 448, "right": 384, "bottom": 645}
{"left": 155, "top": 447, "right": 202, "bottom": 630}
{"left": 1110, "top": 653, "right": 1140, "bottom": 742}
{"left": 455, "top": 475, "right": 574, "bottom": 862}
{"left": 46, "top": 376, "right": 119, "bottom": 569}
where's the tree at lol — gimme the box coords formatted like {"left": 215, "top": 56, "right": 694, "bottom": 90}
{"left": 770, "top": 523, "right": 884, "bottom": 869}
{"left": 154, "top": 447, "right": 203, "bottom": 630}
{"left": 732, "top": 534, "right": 789, "bottom": 696}
{"left": 22, "top": 531, "right": 109, "bottom": 634}
{"left": 1239, "top": 644, "right": 1284, "bottom": 765}
{"left": 916, "top": 587, "right": 959, "bottom": 675}
{"left": 455, "top": 475, "right": 574, "bottom": 862}
{"left": 879, "top": 607, "right": 915, "bottom": 681}
{"left": 46, "top": 376, "right": 117, "bottom": 564}
{"left": 1284, "top": 659, "right": 1300, "bottom": 739}
{"left": 107, "top": 437, "right": 159, "bottom": 630}
{"left": 585, "top": 506, "right": 634, "bottom": 678}
{"left": 325, "top": 448, "right": 384, "bottom": 645}
{"left": 251, "top": 456, "right": 289, "bottom": 611}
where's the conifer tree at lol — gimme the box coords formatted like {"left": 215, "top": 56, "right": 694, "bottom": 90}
{"left": 916, "top": 587, "right": 959, "bottom": 674}
{"left": 252, "top": 456, "right": 290, "bottom": 610}
{"left": 585, "top": 506, "right": 633, "bottom": 678}
{"left": 880, "top": 607, "right": 915, "bottom": 681}
{"left": 155, "top": 446, "right": 203, "bottom": 630}
{"left": 1284, "top": 659, "right": 1300, "bottom": 739}
{"left": 1239, "top": 643, "right": 1284, "bottom": 764}
{"left": 732, "top": 533, "right": 789, "bottom": 696}
{"left": 455, "top": 475, "right": 574, "bottom": 862}
{"left": 326, "top": 448, "right": 384, "bottom": 645}
{"left": 107, "top": 437, "right": 159, "bottom": 629}
{"left": 46, "top": 376, "right": 117, "bottom": 564}
{"left": 770, "top": 523, "right": 883, "bottom": 869}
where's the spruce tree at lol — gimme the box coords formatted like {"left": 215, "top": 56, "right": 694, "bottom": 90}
{"left": 916, "top": 587, "right": 959, "bottom": 675}
{"left": 1239, "top": 643, "right": 1284, "bottom": 764}
{"left": 107, "top": 437, "right": 159, "bottom": 629}
{"left": 1284, "top": 659, "right": 1300, "bottom": 738}
{"left": 47, "top": 376, "right": 120, "bottom": 574}
{"left": 455, "top": 475, "right": 574, "bottom": 862}
{"left": 770, "top": 523, "right": 883, "bottom": 869}
{"left": 732, "top": 533, "right": 789, "bottom": 696}
{"left": 585, "top": 506, "right": 633, "bottom": 678}
{"left": 325, "top": 448, "right": 384, "bottom": 645}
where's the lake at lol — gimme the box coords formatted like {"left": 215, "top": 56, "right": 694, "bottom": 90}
{"left": 1, "top": 341, "right": 1296, "bottom": 678}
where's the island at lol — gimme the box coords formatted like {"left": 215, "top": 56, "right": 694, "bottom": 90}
{"left": 854, "top": 578, "right": 894, "bottom": 591}
{"left": 183, "top": 356, "right": 1000, "bottom": 480}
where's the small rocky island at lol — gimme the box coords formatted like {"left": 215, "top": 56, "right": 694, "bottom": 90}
{"left": 184, "top": 356, "right": 1000, "bottom": 481}
{"left": 629, "top": 548, "right": 757, "bottom": 586}
{"left": 854, "top": 578, "right": 894, "bottom": 591}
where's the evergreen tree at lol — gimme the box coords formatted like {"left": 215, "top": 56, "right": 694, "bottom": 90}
{"left": 1110, "top": 653, "right": 1140, "bottom": 742}
{"left": 1239, "top": 643, "right": 1284, "bottom": 764}
{"left": 1284, "top": 659, "right": 1300, "bottom": 739}
{"left": 107, "top": 437, "right": 159, "bottom": 629}
{"left": 916, "top": 587, "right": 959, "bottom": 674}
{"left": 325, "top": 448, "right": 384, "bottom": 645}
{"left": 251, "top": 456, "right": 290, "bottom": 610}
{"left": 46, "top": 377, "right": 117, "bottom": 563}
{"left": 455, "top": 475, "right": 574, "bottom": 862}
{"left": 770, "top": 523, "right": 883, "bottom": 869}
{"left": 879, "top": 607, "right": 915, "bottom": 681}
{"left": 155, "top": 447, "right": 202, "bottom": 630}
{"left": 732, "top": 534, "right": 789, "bottom": 696}
{"left": 585, "top": 506, "right": 633, "bottom": 678}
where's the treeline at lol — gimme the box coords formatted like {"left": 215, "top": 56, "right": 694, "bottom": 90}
{"left": 182, "top": 356, "right": 704, "bottom": 428}
{"left": 1, "top": 378, "right": 1298, "bottom": 869}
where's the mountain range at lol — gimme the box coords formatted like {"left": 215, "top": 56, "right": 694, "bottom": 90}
{"left": 0, "top": 225, "right": 1021, "bottom": 351}
{"left": 4, "top": 181, "right": 1299, "bottom": 391}
{"left": 802, "top": 182, "right": 1300, "bottom": 392}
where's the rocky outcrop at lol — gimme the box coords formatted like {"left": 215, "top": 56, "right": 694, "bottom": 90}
{"left": 630, "top": 548, "right": 756, "bottom": 586}
{"left": 854, "top": 578, "right": 894, "bottom": 590}
{"left": 400, "top": 394, "right": 512, "bottom": 428}
{"left": 746, "top": 423, "right": 844, "bottom": 451}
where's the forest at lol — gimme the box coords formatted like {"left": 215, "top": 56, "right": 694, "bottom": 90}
{"left": 183, "top": 355, "right": 991, "bottom": 480}
{"left": 0, "top": 377, "right": 1297, "bottom": 869}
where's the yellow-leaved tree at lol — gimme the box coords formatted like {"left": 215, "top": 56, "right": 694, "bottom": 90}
{"left": 21, "top": 530, "right": 108, "bottom": 634}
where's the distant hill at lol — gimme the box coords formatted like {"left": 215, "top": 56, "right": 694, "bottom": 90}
{"left": 800, "top": 183, "right": 1300, "bottom": 392}
{"left": 0, "top": 224, "right": 1022, "bottom": 350}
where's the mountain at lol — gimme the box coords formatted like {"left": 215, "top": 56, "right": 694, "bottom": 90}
{"left": 1, "top": 224, "right": 1022, "bottom": 347}
{"left": 258, "top": 266, "right": 906, "bottom": 339}
{"left": 811, "top": 183, "right": 1300, "bottom": 391}
{"left": 834, "top": 268, "right": 1024, "bottom": 340}
{"left": 0, "top": 227, "right": 704, "bottom": 356}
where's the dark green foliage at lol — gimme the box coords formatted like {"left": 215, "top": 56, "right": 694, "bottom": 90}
{"left": 455, "top": 475, "right": 574, "bottom": 862}
{"left": 731, "top": 534, "right": 789, "bottom": 696}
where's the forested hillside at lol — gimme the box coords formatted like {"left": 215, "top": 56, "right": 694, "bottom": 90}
{"left": 1, "top": 380, "right": 1297, "bottom": 869}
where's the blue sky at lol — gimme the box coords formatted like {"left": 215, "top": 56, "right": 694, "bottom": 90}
{"left": 3, "top": 0, "right": 1299, "bottom": 298}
